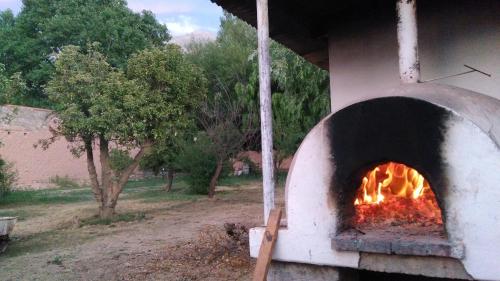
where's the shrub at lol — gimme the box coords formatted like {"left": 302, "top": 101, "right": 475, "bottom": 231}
{"left": 176, "top": 134, "right": 217, "bottom": 195}
{"left": 0, "top": 158, "right": 17, "bottom": 198}
{"left": 49, "top": 175, "right": 80, "bottom": 189}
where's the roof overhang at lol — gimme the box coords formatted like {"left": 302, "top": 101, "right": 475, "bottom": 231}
{"left": 210, "top": 0, "right": 395, "bottom": 70}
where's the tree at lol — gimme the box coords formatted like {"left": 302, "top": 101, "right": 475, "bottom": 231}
{"left": 175, "top": 133, "right": 218, "bottom": 195}
{"left": 0, "top": 0, "right": 170, "bottom": 106}
{"left": 184, "top": 14, "right": 329, "bottom": 195}
{"left": 269, "top": 44, "right": 330, "bottom": 168}
{"left": 197, "top": 90, "right": 258, "bottom": 197}
{"left": 45, "top": 44, "right": 205, "bottom": 218}
{"left": 186, "top": 14, "right": 259, "bottom": 197}
{"left": 127, "top": 45, "right": 206, "bottom": 192}
{"left": 271, "top": 93, "right": 303, "bottom": 170}
{"left": 187, "top": 13, "right": 256, "bottom": 101}
{"left": 140, "top": 135, "right": 184, "bottom": 192}
{"left": 0, "top": 63, "right": 28, "bottom": 104}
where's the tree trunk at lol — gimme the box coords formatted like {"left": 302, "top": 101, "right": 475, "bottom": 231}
{"left": 99, "top": 136, "right": 113, "bottom": 208}
{"left": 100, "top": 205, "right": 115, "bottom": 219}
{"left": 84, "top": 139, "right": 103, "bottom": 205}
{"left": 164, "top": 168, "right": 174, "bottom": 192}
{"left": 208, "top": 160, "right": 224, "bottom": 198}
{"left": 98, "top": 143, "right": 152, "bottom": 218}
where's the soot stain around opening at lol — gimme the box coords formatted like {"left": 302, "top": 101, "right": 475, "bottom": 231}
{"left": 326, "top": 97, "right": 451, "bottom": 231}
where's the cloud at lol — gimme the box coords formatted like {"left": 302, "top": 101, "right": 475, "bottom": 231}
{"left": 126, "top": 1, "right": 223, "bottom": 36}
{"left": 127, "top": 1, "right": 194, "bottom": 14}
{"left": 164, "top": 15, "right": 206, "bottom": 36}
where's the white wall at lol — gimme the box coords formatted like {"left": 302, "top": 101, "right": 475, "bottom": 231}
{"left": 328, "top": 0, "right": 500, "bottom": 112}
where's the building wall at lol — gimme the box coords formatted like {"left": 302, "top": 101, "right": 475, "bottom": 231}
{"left": 328, "top": 0, "right": 500, "bottom": 112}
{"left": 0, "top": 105, "right": 147, "bottom": 189}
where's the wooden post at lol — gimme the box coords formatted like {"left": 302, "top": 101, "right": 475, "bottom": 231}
{"left": 397, "top": 0, "right": 420, "bottom": 83}
{"left": 252, "top": 208, "right": 282, "bottom": 281}
{"left": 256, "top": 0, "right": 275, "bottom": 224}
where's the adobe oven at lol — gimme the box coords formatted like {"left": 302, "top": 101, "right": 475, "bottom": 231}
{"left": 207, "top": 0, "right": 500, "bottom": 279}
{"left": 249, "top": 83, "right": 500, "bottom": 280}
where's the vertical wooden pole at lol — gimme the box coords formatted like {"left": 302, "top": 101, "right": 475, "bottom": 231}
{"left": 397, "top": 0, "right": 420, "bottom": 83}
{"left": 256, "top": 0, "right": 275, "bottom": 224}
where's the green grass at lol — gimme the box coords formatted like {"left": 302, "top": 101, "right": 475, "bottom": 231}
{"left": 0, "top": 173, "right": 269, "bottom": 209}
{"left": 218, "top": 174, "right": 262, "bottom": 187}
{"left": 81, "top": 212, "right": 147, "bottom": 226}
{"left": 124, "top": 176, "right": 202, "bottom": 203}
{"left": 218, "top": 172, "right": 287, "bottom": 188}
{"left": 0, "top": 188, "right": 93, "bottom": 207}
{"left": 0, "top": 176, "right": 201, "bottom": 208}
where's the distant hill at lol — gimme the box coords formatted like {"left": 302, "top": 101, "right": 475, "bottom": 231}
{"left": 171, "top": 30, "right": 216, "bottom": 48}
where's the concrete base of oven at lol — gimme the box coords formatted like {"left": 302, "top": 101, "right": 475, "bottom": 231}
{"left": 267, "top": 258, "right": 473, "bottom": 280}
{"left": 358, "top": 253, "right": 473, "bottom": 280}
{"left": 251, "top": 227, "right": 473, "bottom": 280}
{"left": 268, "top": 261, "right": 359, "bottom": 281}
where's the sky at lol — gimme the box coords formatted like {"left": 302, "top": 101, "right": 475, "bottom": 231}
{"left": 0, "top": 0, "right": 224, "bottom": 37}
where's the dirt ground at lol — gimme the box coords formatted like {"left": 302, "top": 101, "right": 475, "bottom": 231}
{"left": 0, "top": 183, "right": 284, "bottom": 281}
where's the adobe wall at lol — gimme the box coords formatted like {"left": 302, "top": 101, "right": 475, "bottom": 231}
{"left": 0, "top": 105, "right": 148, "bottom": 189}
{"left": 0, "top": 105, "right": 98, "bottom": 188}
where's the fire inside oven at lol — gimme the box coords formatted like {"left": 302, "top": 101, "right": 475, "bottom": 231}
{"left": 353, "top": 162, "right": 444, "bottom": 237}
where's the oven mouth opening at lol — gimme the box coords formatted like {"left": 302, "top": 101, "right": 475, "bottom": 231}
{"left": 353, "top": 161, "right": 443, "bottom": 236}
{"left": 332, "top": 161, "right": 461, "bottom": 258}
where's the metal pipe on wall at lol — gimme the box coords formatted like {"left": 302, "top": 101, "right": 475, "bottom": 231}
{"left": 256, "top": 0, "right": 275, "bottom": 224}
{"left": 397, "top": 0, "right": 420, "bottom": 83}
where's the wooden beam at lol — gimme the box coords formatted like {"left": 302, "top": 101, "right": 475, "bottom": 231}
{"left": 256, "top": 0, "right": 275, "bottom": 224}
{"left": 397, "top": 0, "right": 420, "bottom": 83}
{"left": 252, "top": 208, "right": 282, "bottom": 281}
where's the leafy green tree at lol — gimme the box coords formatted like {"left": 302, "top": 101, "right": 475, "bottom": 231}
{"left": 197, "top": 90, "right": 258, "bottom": 197}
{"left": 271, "top": 45, "right": 330, "bottom": 126}
{"left": 175, "top": 133, "right": 218, "bottom": 195}
{"left": 127, "top": 45, "right": 207, "bottom": 192}
{"left": 269, "top": 44, "right": 330, "bottom": 167}
{"left": 185, "top": 14, "right": 259, "bottom": 196}
{"left": 271, "top": 93, "right": 303, "bottom": 169}
{"left": 188, "top": 14, "right": 329, "bottom": 182}
{"left": 45, "top": 44, "right": 205, "bottom": 218}
{"left": 187, "top": 13, "right": 256, "bottom": 101}
{"left": 0, "top": 63, "right": 28, "bottom": 105}
{"left": 140, "top": 135, "right": 184, "bottom": 192}
{"left": 0, "top": 0, "right": 170, "bottom": 106}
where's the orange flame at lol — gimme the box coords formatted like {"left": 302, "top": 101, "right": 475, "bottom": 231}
{"left": 354, "top": 162, "right": 431, "bottom": 205}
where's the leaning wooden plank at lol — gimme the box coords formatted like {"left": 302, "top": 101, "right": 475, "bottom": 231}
{"left": 252, "top": 208, "right": 282, "bottom": 281}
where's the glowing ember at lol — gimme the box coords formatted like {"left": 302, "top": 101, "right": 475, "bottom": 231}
{"left": 354, "top": 162, "right": 443, "bottom": 226}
